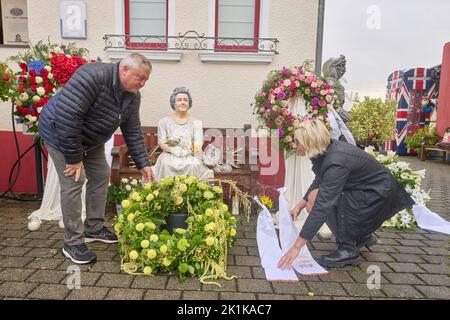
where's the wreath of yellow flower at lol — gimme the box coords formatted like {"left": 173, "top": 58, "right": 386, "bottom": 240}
{"left": 114, "top": 175, "right": 242, "bottom": 286}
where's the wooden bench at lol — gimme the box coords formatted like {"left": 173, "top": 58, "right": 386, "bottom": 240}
{"left": 110, "top": 124, "right": 259, "bottom": 196}
{"left": 420, "top": 135, "right": 450, "bottom": 162}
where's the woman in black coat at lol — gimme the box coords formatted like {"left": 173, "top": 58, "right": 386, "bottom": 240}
{"left": 278, "top": 119, "right": 414, "bottom": 268}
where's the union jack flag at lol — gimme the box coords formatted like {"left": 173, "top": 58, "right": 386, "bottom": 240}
{"left": 386, "top": 68, "right": 435, "bottom": 155}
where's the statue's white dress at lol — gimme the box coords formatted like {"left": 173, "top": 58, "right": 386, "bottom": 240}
{"left": 279, "top": 97, "right": 331, "bottom": 237}
{"left": 151, "top": 117, "right": 213, "bottom": 181}
{"left": 280, "top": 97, "right": 313, "bottom": 230}
{"left": 27, "top": 136, "right": 114, "bottom": 223}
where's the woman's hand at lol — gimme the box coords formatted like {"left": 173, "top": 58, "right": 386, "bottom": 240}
{"left": 277, "top": 237, "right": 307, "bottom": 269}
{"left": 290, "top": 199, "right": 306, "bottom": 220}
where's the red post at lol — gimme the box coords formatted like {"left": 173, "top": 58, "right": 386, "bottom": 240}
{"left": 437, "top": 42, "right": 450, "bottom": 135}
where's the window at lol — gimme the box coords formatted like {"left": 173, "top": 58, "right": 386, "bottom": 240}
{"left": 124, "top": 0, "right": 168, "bottom": 50}
{"left": 215, "top": 0, "right": 260, "bottom": 52}
{"left": 0, "top": 0, "right": 29, "bottom": 45}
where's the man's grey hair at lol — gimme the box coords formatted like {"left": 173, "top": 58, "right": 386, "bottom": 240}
{"left": 170, "top": 87, "right": 192, "bottom": 110}
{"left": 119, "top": 53, "right": 152, "bottom": 71}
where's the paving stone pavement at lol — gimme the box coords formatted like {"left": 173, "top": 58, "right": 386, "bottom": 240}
{"left": 0, "top": 157, "right": 448, "bottom": 300}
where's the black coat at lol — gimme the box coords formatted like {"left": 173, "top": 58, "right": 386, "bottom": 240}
{"left": 39, "top": 62, "right": 150, "bottom": 169}
{"left": 299, "top": 140, "right": 415, "bottom": 241}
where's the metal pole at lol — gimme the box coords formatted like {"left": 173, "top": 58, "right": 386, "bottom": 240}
{"left": 34, "top": 139, "right": 44, "bottom": 200}
{"left": 315, "top": 0, "right": 326, "bottom": 75}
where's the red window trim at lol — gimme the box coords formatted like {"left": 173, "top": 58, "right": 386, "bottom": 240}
{"left": 124, "top": 0, "right": 168, "bottom": 50}
{"left": 214, "top": 0, "right": 260, "bottom": 53}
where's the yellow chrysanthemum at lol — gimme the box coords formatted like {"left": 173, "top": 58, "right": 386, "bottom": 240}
{"left": 140, "top": 240, "right": 150, "bottom": 248}
{"left": 121, "top": 199, "right": 130, "bottom": 209}
{"left": 143, "top": 266, "right": 152, "bottom": 275}
{"left": 162, "top": 257, "right": 172, "bottom": 267}
{"left": 145, "top": 221, "right": 156, "bottom": 230}
{"left": 159, "top": 244, "right": 168, "bottom": 254}
{"left": 129, "top": 250, "right": 139, "bottom": 260}
{"left": 175, "top": 196, "right": 183, "bottom": 205}
{"left": 147, "top": 249, "right": 157, "bottom": 259}
{"left": 205, "top": 236, "right": 215, "bottom": 246}
{"left": 259, "top": 195, "right": 273, "bottom": 209}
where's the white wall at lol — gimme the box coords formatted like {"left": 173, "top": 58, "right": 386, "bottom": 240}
{"left": 0, "top": 0, "right": 319, "bottom": 131}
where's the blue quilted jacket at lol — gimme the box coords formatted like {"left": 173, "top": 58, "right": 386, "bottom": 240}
{"left": 39, "top": 62, "right": 150, "bottom": 169}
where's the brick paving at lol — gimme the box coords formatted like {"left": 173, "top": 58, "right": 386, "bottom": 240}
{"left": 0, "top": 156, "right": 448, "bottom": 300}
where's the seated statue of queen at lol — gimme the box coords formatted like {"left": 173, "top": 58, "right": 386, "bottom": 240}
{"left": 151, "top": 87, "right": 214, "bottom": 181}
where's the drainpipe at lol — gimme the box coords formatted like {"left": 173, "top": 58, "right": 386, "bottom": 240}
{"left": 315, "top": 0, "right": 325, "bottom": 75}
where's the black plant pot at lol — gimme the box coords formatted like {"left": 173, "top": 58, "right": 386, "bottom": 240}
{"left": 165, "top": 211, "right": 188, "bottom": 235}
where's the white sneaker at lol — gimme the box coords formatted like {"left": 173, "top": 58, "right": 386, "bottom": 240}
{"left": 318, "top": 223, "right": 332, "bottom": 240}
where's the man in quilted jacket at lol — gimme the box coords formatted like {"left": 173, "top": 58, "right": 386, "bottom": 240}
{"left": 39, "top": 53, "right": 155, "bottom": 264}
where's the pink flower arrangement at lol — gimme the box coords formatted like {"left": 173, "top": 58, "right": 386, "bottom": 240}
{"left": 253, "top": 65, "right": 334, "bottom": 153}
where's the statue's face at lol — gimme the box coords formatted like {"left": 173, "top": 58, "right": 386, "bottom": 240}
{"left": 336, "top": 64, "right": 346, "bottom": 78}
{"left": 174, "top": 93, "right": 190, "bottom": 112}
{"left": 333, "top": 58, "right": 345, "bottom": 77}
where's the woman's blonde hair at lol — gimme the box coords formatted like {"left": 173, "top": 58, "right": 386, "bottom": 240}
{"left": 294, "top": 119, "right": 331, "bottom": 158}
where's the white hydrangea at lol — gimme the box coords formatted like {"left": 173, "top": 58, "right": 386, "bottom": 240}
{"left": 365, "top": 148, "right": 431, "bottom": 230}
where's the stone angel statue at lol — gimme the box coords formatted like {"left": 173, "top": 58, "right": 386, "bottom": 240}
{"left": 322, "top": 55, "right": 355, "bottom": 144}
{"left": 322, "top": 55, "right": 351, "bottom": 123}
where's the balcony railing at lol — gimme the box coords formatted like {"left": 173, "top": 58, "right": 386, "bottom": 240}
{"left": 103, "top": 30, "right": 279, "bottom": 54}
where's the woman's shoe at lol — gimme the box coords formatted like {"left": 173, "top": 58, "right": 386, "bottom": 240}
{"left": 357, "top": 234, "right": 378, "bottom": 249}
{"left": 317, "top": 248, "right": 361, "bottom": 268}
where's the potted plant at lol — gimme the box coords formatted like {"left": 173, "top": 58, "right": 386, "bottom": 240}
{"left": 405, "top": 127, "right": 437, "bottom": 150}
{"left": 347, "top": 97, "right": 397, "bottom": 150}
